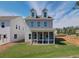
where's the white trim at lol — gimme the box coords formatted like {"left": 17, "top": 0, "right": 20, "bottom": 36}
{"left": 42, "top": 32, "right": 43, "bottom": 44}
{"left": 37, "top": 32, "right": 38, "bottom": 44}
{"left": 48, "top": 32, "right": 49, "bottom": 44}
{"left": 53, "top": 31, "right": 55, "bottom": 44}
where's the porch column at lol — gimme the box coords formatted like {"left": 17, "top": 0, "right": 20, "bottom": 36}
{"left": 31, "top": 33, "right": 33, "bottom": 44}
{"left": 42, "top": 32, "right": 44, "bottom": 44}
{"left": 37, "top": 32, "right": 38, "bottom": 44}
{"left": 53, "top": 31, "right": 55, "bottom": 44}
{"left": 48, "top": 32, "right": 49, "bottom": 44}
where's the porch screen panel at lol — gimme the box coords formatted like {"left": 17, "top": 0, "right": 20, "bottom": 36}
{"left": 32, "top": 32, "right": 37, "bottom": 39}
{"left": 49, "top": 32, "right": 53, "bottom": 39}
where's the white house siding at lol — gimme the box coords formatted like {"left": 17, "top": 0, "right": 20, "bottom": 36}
{"left": 10, "top": 17, "right": 25, "bottom": 42}
{"left": 25, "top": 19, "right": 54, "bottom": 44}
{"left": 48, "top": 20, "right": 53, "bottom": 28}
{"left": 26, "top": 19, "right": 53, "bottom": 28}
{"left": 25, "top": 22, "right": 32, "bottom": 43}
{"left": 0, "top": 20, "right": 10, "bottom": 45}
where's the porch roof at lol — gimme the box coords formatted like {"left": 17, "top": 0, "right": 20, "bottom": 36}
{"left": 30, "top": 28, "right": 54, "bottom": 32}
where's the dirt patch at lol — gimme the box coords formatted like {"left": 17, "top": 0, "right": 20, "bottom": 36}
{"left": 57, "top": 35, "right": 79, "bottom": 46}
{"left": 0, "top": 43, "right": 16, "bottom": 52}
{"left": 0, "top": 39, "right": 25, "bottom": 52}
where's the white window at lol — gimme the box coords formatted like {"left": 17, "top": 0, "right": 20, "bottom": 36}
{"left": 37, "top": 22, "right": 40, "bottom": 27}
{"left": 1, "top": 22, "right": 5, "bottom": 28}
{"left": 3, "top": 35, "right": 7, "bottom": 38}
{"left": 32, "top": 12, "right": 35, "bottom": 17}
{"left": 44, "top": 12, "right": 47, "bottom": 17}
{"left": 44, "top": 21, "right": 47, "bottom": 27}
{"left": 16, "top": 25, "right": 18, "bottom": 29}
{"left": 29, "top": 34, "right": 31, "bottom": 39}
{"left": 31, "top": 21, "right": 34, "bottom": 27}
{"left": 32, "top": 32, "right": 37, "bottom": 39}
{"left": 14, "top": 34, "right": 17, "bottom": 39}
{"left": 19, "top": 26, "right": 20, "bottom": 30}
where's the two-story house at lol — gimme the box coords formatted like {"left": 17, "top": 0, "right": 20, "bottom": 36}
{"left": 0, "top": 16, "right": 25, "bottom": 45}
{"left": 25, "top": 8, "right": 54, "bottom": 44}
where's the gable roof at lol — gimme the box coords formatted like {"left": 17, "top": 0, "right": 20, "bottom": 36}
{"left": 0, "top": 16, "right": 21, "bottom": 20}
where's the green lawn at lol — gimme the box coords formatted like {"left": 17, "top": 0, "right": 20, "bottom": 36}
{"left": 0, "top": 42, "right": 79, "bottom": 58}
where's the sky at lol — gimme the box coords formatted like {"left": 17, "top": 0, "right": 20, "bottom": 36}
{"left": 0, "top": 1, "right": 78, "bottom": 28}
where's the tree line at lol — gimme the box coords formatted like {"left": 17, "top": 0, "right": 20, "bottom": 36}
{"left": 56, "top": 26, "right": 79, "bottom": 36}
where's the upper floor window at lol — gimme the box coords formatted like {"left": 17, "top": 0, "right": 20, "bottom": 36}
{"left": 31, "top": 21, "right": 34, "bottom": 27}
{"left": 32, "top": 12, "right": 34, "bottom": 17}
{"left": 44, "top": 21, "right": 47, "bottom": 27}
{"left": 37, "top": 22, "right": 40, "bottom": 27}
{"left": 16, "top": 25, "right": 18, "bottom": 29}
{"left": 44, "top": 12, "right": 47, "bottom": 17}
{"left": 1, "top": 22, "right": 5, "bottom": 28}
{"left": 19, "top": 26, "right": 20, "bottom": 30}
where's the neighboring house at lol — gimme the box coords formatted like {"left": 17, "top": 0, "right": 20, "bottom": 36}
{"left": 25, "top": 8, "right": 54, "bottom": 44}
{"left": 0, "top": 16, "right": 25, "bottom": 45}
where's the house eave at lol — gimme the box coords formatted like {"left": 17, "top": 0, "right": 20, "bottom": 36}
{"left": 30, "top": 28, "right": 54, "bottom": 32}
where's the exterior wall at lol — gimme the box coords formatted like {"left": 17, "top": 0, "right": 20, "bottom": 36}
{"left": 0, "top": 20, "right": 10, "bottom": 45}
{"left": 25, "top": 18, "right": 53, "bottom": 44}
{"left": 10, "top": 17, "right": 25, "bottom": 42}
{"left": 25, "top": 22, "right": 32, "bottom": 43}
{"left": 26, "top": 19, "right": 53, "bottom": 28}
{"left": 25, "top": 27, "right": 54, "bottom": 44}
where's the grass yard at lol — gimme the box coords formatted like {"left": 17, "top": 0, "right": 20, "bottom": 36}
{"left": 0, "top": 41, "right": 79, "bottom": 58}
